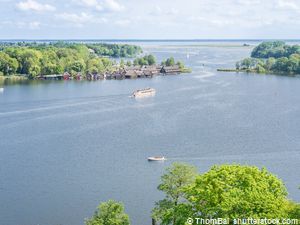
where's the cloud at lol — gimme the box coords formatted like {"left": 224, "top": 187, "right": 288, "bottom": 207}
{"left": 104, "top": 0, "right": 124, "bottom": 12}
{"left": 28, "top": 21, "right": 41, "bottom": 29}
{"left": 114, "top": 19, "right": 130, "bottom": 27}
{"left": 56, "top": 12, "right": 107, "bottom": 25}
{"left": 0, "top": 20, "right": 41, "bottom": 29}
{"left": 276, "top": 0, "right": 299, "bottom": 10}
{"left": 77, "top": 0, "right": 103, "bottom": 10}
{"left": 16, "top": 0, "right": 55, "bottom": 12}
{"left": 77, "top": 0, "right": 124, "bottom": 12}
{"left": 150, "top": 5, "right": 178, "bottom": 16}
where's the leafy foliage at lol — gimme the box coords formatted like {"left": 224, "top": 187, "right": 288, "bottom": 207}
{"left": 0, "top": 45, "right": 117, "bottom": 78}
{"left": 0, "top": 42, "right": 142, "bottom": 78}
{"left": 251, "top": 41, "right": 300, "bottom": 59}
{"left": 237, "top": 41, "right": 300, "bottom": 74}
{"left": 85, "top": 200, "right": 130, "bottom": 225}
{"left": 0, "top": 41, "right": 142, "bottom": 58}
{"left": 152, "top": 163, "right": 197, "bottom": 225}
{"left": 152, "top": 163, "right": 299, "bottom": 225}
{"left": 186, "top": 164, "right": 292, "bottom": 219}
{"left": 133, "top": 54, "right": 156, "bottom": 66}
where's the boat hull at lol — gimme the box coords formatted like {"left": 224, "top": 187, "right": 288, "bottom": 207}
{"left": 132, "top": 88, "right": 156, "bottom": 98}
{"left": 147, "top": 157, "right": 166, "bottom": 161}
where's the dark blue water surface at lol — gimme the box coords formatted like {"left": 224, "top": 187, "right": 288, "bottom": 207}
{"left": 0, "top": 42, "right": 300, "bottom": 225}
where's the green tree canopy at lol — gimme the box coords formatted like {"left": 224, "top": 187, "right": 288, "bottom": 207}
{"left": 85, "top": 200, "right": 130, "bottom": 225}
{"left": 186, "top": 164, "right": 292, "bottom": 219}
{"left": 251, "top": 41, "right": 300, "bottom": 59}
{"left": 0, "top": 42, "right": 142, "bottom": 77}
{"left": 165, "top": 57, "right": 175, "bottom": 66}
{"left": 0, "top": 52, "right": 18, "bottom": 75}
{"left": 152, "top": 163, "right": 197, "bottom": 225}
{"left": 133, "top": 54, "right": 156, "bottom": 66}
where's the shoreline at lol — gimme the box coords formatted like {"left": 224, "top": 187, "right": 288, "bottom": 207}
{"left": 217, "top": 68, "right": 299, "bottom": 77}
{"left": 1, "top": 65, "right": 191, "bottom": 83}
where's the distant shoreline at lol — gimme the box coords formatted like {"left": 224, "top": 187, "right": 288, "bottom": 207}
{"left": 1, "top": 39, "right": 300, "bottom": 43}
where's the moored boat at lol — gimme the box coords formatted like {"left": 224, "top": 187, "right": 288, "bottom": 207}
{"left": 147, "top": 156, "right": 166, "bottom": 161}
{"left": 0, "top": 88, "right": 4, "bottom": 93}
{"left": 132, "top": 88, "right": 156, "bottom": 98}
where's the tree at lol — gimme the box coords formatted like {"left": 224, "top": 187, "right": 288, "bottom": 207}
{"left": 152, "top": 163, "right": 197, "bottom": 225}
{"left": 147, "top": 54, "right": 156, "bottom": 65}
{"left": 265, "top": 57, "right": 276, "bottom": 71}
{"left": 69, "top": 59, "right": 86, "bottom": 73}
{"left": 0, "top": 52, "right": 18, "bottom": 75}
{"left": 251, "top": 41, "right": 286, "bottom": 58}
{"left": 40, "top": 50, "right": 62, "bottom": 75}
{"left": 165, "top": 57, "right": 175, "bottom": 66}
{"left": 120, "top": 59, "right": 125, "bottom": 68}
{"left": 132, "top": 54, "right": 156, "bottom": 66}
{"left": 14, "top": 48, "right": 42, "bottom": 78}
{"left": 176, "top": 61, "right": 184, "bottom": 69}
{"left": 186, "top": 164, "right": 292, "bottom": 220}
{"left": 133, "top": 58, "right": 139, "bottom": 66}
{"left": 126, "top": 61, "right": 132, "bottom": 67}
{"left": 272, "top": 57, "right": 289, "bottom": 72}
{"left": 287, "top": 202, "right": 300, "bottom": 219}
{"left": 85, "top": 200, "right": 130, "bottom": 225}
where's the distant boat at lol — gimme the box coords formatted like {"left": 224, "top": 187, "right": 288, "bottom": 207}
{"left": 131, "top": 88, "right": 156, "bottom": 98}
{"left": 186, "top": 53, "right": 190, "bottom": 59}
{"left": 148, "top": 156, "right": 166, "bottom": 161}
{"left": 0, "top": 88, "right": 4, "bottom": 93}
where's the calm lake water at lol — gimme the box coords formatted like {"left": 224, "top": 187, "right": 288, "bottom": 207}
{"left": 0, "top": 41, "right": 300, "bottom": 225}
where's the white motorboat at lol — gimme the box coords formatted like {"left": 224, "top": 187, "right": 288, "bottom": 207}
{"left": 147, "top": 156, "right": 166, "bottom": 161}
{"left": 132, "top": 88, "right": 155, "bottom": 98}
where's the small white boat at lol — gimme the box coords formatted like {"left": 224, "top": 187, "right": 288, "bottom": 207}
{"left": 148, "top": 156, "right": 166, "bottom": 161}
{"left": 132, "top": 88, "right": 156, "bottom": 98}
{"left": 0, "top": 88, "right": 4, "bottom": 93}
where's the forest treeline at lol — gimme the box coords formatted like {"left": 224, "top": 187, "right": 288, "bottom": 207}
{"left": 0, "top": 42, "right": 142, "bottom": 78}
{"left": 236, "top": 41, "right": 300, "bottom": 75}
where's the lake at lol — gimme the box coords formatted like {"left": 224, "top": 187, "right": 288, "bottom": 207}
{"left": 0, "top": 41, "right": 300, "bottom": 225}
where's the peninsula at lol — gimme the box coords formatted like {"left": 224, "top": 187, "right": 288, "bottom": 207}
{"left": 218, "top": 41, "right": 300, "bottom": 76}
{"left": 0, "top": 42, "right": 190, "bottom": 82}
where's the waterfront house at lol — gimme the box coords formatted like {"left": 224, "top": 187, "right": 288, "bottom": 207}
{"left": 86, "top": 73, "right": 101, "bottom": 80}
{"left": 86, "top": 73, "right": 93, "bottom": 80}
{"left": 98, "top": 73, "right": 104, "bottom": 80}
{"left": 63, "top": 72, "right": 70, "bottom": 80}
{"left": 160, "top": 65, "right": 181, "bottom": 74}
{"left": 105, "top": 73, "right": 112, "bottom": 80}
{"left": 93, "top": 73, "right": 98, "bottom": 80}
{"left": 142, "top": 65, "right": 161, "bottom": 75}
{"left": 38, "top": 74, "right": 64, "bottom": 80}
{"left": 115, "top": 73, "right": 124, "bottom": 80}
{"left": 75, "top": 73, "right": 82, "bottom": 80}
{"left": 143, "top": 70, "right": 154, "bottom": 77}
{"left": 124, "top": 70, "right": 138, "bottom": 79}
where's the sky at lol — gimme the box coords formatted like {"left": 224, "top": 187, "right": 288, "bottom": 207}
{"left": 0, "top": 0, "right": 300, "bottom": 39}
